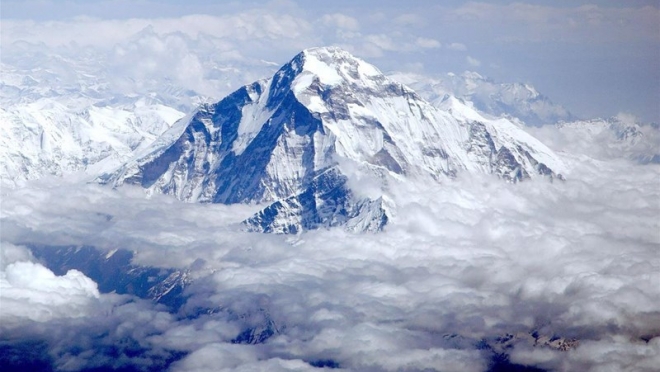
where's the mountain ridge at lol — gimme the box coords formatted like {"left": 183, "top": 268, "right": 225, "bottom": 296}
{"left": 391, "top": 70, "right": 576, "bottom": 126}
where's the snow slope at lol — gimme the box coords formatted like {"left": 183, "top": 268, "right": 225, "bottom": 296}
{"left": 0, "top": 36, "right": 277, "bottom": 188}
{"left": 0, "top": 98, "right": 185, "bottom": 187}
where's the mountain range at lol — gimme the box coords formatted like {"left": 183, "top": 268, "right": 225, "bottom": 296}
{"left": 391, "top": 70, "right": 576, "bottom": 126}
{"left": 0, "top": 34, "right": 274, "bottom": 187}
{"left": 1, "top": 35, "right": 586, "bottom": 188}
{"left": 0, "top": 97, "right": 185, "bottom": 187}
{"left": 2, "top": 45, "right": 656, "bottom": 234}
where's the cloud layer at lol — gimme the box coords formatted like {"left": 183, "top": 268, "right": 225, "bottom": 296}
{"left": 1, "top": 143, "right": 658, "bottom": 371}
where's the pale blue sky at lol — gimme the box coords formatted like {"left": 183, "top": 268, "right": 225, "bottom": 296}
{"left": 2, "top": 0, "right": 659, "bottom": 122}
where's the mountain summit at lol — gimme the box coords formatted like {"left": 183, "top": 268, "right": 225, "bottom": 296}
{"left": 101, "top": 46, "right": 565, "bottom": 233}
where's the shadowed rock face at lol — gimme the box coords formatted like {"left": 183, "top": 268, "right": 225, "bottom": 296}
{"left": 243, "top": 167, "right": 388, "bottom": 234}
{"left": 28, "top": 244, "right": 190, "bottom": 311}
{"left": 102, "top": 47, "right": 564, "bottom": 234}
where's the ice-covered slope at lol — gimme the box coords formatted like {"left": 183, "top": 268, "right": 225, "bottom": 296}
{"left": 0, "top": 98, "right": 185, "bottom": 187}
{"left": 391, "top": 71, "right": 575, "bottom": 126}
{"left": 102, "top": 47, "right": 566, "bottom": 233}
{"left": 0, "top": 35, "right": 277, "bottom": 187}
{"left": 439, "top": 95, "right": 566, "bottom": 180}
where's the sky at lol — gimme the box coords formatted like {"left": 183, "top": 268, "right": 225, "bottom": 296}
{"left": 1, "top": 0, "right": 659, "bottom": 122}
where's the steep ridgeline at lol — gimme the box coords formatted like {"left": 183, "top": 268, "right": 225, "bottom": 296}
{"left": 101, "top": 47, "right": 565, "bottom": 233}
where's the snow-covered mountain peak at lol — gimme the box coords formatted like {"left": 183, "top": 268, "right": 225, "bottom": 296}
{"left": 102, "top": 47, "right": 566, "bottom": 234}
{"left": 461, "top": 71, "right": 486, "bottom": 81}
{"left": 299, "top": 46, "right": 383, "bottom": 83}
{"left": 522, "top": 83, "right": 540, "bottom": 98}
{"left": 392, "top": 70, "right": 575, "bottom": 126}
{"left": 275, "top": 46, "right": 401, "bottom": 105}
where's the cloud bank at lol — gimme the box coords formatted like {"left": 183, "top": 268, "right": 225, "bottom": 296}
{"left": 1, "top": 145, "right": 658, "bottom": 371}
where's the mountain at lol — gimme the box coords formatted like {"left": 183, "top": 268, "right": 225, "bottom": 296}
{"left": 0, "top": 34, "right": 277, "bottom": 187}
{"left": 101, "top": 47, "right": 565, "bottom": 233}
{"left": 0, "top": 36, "right": 576, "bottom": 188}
{"left": 391, "top": 71, "right": 576, "bottom": 126}
{"left": 0, "top": 97, "right": 185, "bottom": 187}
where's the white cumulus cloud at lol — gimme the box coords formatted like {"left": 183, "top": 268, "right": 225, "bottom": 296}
{"left": 467, "top": 56, "right": 481, "bottom": 67}
{"left": 0, "top": 243, "right": 100, "bottom": 326}
{"left": 447, "top": 42, "right": 467, "bottom": 51}
{"left": 416, "top": 37, "right": 441, "bottom": 49}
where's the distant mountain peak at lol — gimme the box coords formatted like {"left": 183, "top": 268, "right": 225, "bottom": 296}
{"left": 392, "top": 70, "right": 575, "bottom": 126}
